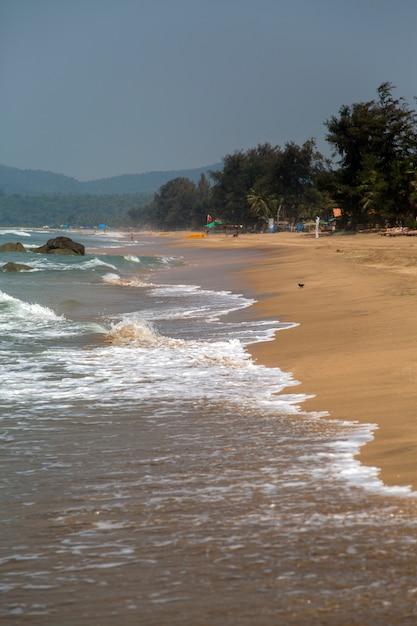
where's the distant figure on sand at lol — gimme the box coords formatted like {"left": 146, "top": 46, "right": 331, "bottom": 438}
{"left": 315, "top": 216, "right": 320, "bottom": 239}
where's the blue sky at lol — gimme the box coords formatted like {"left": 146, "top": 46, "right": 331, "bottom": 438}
{"left": 1, "top": 0, "right": 416, "bottom": 180}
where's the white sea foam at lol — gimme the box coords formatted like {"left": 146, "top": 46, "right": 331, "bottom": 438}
{"left": 123, "top": 254, "right": 141, "bottom": 263}
{"left": 1, "top": 311, "right": 302, "bottom": 413}
{"left": 0, "top": 229, "right": 31, "bottom": 237}
{"left": 146, "top": 284, "right": 255, "bottom": 323}
{"left": 150, "top": 284, "right": 212, "bottom": 296}
{"left": 106, "top": 318, "right": 158, "bottom": 345}
{"left": 18, "top": 256, "right": 117, "bottom": 272}
{"left": 102, "top": 273, "right": 148, "bottom": 287}
{"left": 0, "top": 289, "right": 106, "bottom": 339}
{"left": 1, "top": 265, "right": 414, "bottom": 503}
{"left": 80, "top": 257, "right": 118, "bottom": 270}
{"left": 93, "top": 230, "right": 126, "bottom": 239}
{"left": 323, "top": 423, "right": 416, "bottom": 497}
{"left": 0, "top": 290, "right": 61, "bottom": 321}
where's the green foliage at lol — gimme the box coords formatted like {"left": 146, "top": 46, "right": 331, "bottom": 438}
{"left": 153, "top": 178, "right": 197, "bottom": 229}
{"left": 129, "top": 174, "right": 213, "bottom": 230}
{"left": 210, "top": 144, "right": 281, "bottom": 225}
{"left": 210, "top": 140, "right": 330, "bottom": 227}
{"left": 0, "top": 192, "right": 152, "bottom": 227}
{"left": 324, "top": 83, "right": 417, "bottom": 226}
{"left": 246, "top": 190, "right": 272, "bottom": 222}
{"left": 131, "top": 141, "right": 332, "bottom": 230}
{"left": 264, "top": 140, "right": 330, "bottom": 222}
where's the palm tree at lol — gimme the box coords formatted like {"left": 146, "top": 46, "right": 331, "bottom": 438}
{"left": 268, "top": 195, "right": 283, "bottom": 226}
{"left": 247, "top": 189, "right": 272, "bottom": 223}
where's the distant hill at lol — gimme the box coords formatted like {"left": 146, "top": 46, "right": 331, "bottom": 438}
{"left": 0, "top": 163, "right": 222, "bottom": 195}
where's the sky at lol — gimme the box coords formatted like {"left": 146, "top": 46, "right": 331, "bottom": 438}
{"left": 1, "top": 0, "right": 416, "bottom": 181}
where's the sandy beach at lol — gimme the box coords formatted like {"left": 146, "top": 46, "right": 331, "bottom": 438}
{"left": 5, "top": 226, "right": 417, "bottom": 623}
{"left": 135, "top": 229, "right": 417, "bottom": 492}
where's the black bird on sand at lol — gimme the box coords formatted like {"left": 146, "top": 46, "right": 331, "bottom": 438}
{"left": 298, "top": 283, "right": 304, "bottom": 288}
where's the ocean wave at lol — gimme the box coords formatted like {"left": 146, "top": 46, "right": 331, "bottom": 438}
{"left": 317, "top": 421, "right": 416, "bottom": 497}
{"left": 0, "top": 299, "right": 408, "bottom": 500}
{"left": 80, "top": 257, "right": 118, "bottom": 270}
{"left": 20, "top": 255, "right": 118, "bottom": 272}
{"left": 3, "top": 312, "right": 300, "bottom": 410}
{"left": 123, "top": 254, "right": 141, "bottom": 263}
{"left": 0, "top": 289, "right": 62, "bottom": 321}
{"left": 148, "top": 284, "right": 254, "bottom": 319}
{"left": 101, "top": 272, "right": 149, "bottom": 287}
{"left": 104, "top": 316, "right": 290, "bottom": 373}
{"left": 0, "top": 289, "right": 107, "bottom": 339}
{"left": 106, "top": 318, "right": 159, "bottom": 345}
{"left": 0, "top": 229, "right": 32, "bottom": 237}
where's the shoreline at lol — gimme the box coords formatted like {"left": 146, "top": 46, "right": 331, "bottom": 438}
{"left": 241, "top": 233, "right": 417, "bottom": 491}
{"left": 103, "top": 229, "right": 417, "bottom": 492}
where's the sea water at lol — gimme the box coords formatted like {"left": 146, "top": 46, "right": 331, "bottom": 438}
{"left": 1, "top": 228, "right": 417, "bottom": 625}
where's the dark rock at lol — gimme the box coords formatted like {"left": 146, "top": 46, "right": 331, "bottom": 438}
{"left": 2, "top": 261, "right": 32, "bottom": 272}
{"left": 0, "top": 242, "right": 27, "bottom": 253}
{"left": 32, "top": 236, "right": 85, "bottom": 256}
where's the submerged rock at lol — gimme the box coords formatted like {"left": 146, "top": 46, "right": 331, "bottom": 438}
{"left": 2, "top": 261, "right": 32, "bottom": 272}
{"left": 0, "top": 242, "right": 27, "bottom": 253}
{"left": 32, "top": 236, "right": 85, "bottom": 256}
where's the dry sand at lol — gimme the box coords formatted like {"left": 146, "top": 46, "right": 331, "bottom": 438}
{"left": 128, "top": 229, "right": 417, "bottom": 491}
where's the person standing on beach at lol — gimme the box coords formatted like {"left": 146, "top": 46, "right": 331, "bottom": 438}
{"left": 315, "top": 216, "right": 320, "bottom": 239}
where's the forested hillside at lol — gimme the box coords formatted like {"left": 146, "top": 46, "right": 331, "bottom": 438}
{"left": 0, "top": 163, "right": 221, "bottom": 195}
{"left": 0, "top": 163, "right": 220, "bottom": 227}
{"left": 0, "top": 191, "right": 151, "bottom": 228}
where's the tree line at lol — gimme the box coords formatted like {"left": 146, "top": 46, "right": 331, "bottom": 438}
{"left": 1, "top": 84, "right": 416, "bottom": 231}
{"left": 129, "top": 83, "right": 417, "bottom": 231}
{"left": 0, "top": 191, "right": 152, "bottom": 228}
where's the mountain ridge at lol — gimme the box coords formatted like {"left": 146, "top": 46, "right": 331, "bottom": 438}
{"left": 0, "top": 162, "right": 222, "bottom": 195}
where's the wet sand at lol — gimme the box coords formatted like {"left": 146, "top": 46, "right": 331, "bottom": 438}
{"left": 121, "top": 230, "right": 417, "bottom": 491}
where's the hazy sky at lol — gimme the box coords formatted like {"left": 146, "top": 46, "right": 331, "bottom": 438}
{"left": 1, "top": 0, "right": 416, "bottom": 181}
